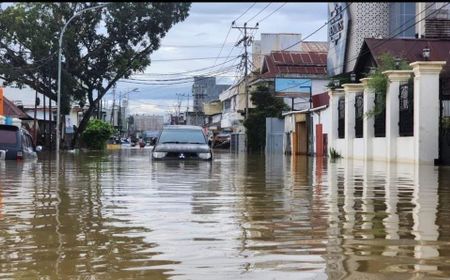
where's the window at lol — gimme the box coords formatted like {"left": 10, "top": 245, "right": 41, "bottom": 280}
{"left": 158, "top": 129, "right": 207, "bottom": 144}
{"left": 389, "top": 3, "right": 416, "bottom": 38}
{"left": 374, "top": 92, "right": 386, "bottom": 137}
{"left": 338, "top": 97, "right": 345, "bottom": 139}
{"left": 354, "top": 93, "right": 364, "bottom": 138}
{"left": 399, "top": 79, "right": 414, "bottom": 136}
{"left": 0, "top": 129, "right": 18, "bottom": 145}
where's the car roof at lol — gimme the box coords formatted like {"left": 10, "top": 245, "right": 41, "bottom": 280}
{"left": 0, "top": 124, "right": 19, "bottom": 131}
{"left": 163, "top": 125, "right": 203, "bottom": 130}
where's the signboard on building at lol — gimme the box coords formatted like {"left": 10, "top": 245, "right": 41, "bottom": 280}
{"left": 327, "top": 2, "right": 350, "bottom": 76}
{"left": 275, "top": 78, "right": 312, "bottom": 93}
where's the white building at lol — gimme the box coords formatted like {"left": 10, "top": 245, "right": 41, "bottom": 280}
{"left": 133, "top": 114, "right": 164, "bottom": 131}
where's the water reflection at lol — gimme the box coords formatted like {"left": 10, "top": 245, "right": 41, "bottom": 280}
{"left": 0, "top": 150, "right": 450, "bottom": 279}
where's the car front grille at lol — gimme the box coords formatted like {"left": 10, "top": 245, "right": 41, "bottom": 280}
{"left": 165, "top": 152, "right": 198, "bottom": 159}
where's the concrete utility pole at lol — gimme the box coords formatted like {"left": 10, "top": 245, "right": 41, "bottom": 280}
{"left": 232, "top": 22, "right": 258, "bottom": 120}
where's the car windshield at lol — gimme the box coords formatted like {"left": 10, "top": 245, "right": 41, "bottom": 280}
{"left": 0, "top": 129, "right": 17, "bottom": 145}
{"left": 159, "top": 129, "right": 206, "bottom": 144}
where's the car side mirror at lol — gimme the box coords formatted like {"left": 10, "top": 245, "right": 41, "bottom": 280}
{"left": 35, "top": 146, "right": 43, "bottom": 152}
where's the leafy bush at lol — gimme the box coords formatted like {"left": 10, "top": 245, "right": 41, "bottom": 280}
{"left": 366, "top": 53, "right": 411, "bottom": 117}
{"left": 81, "top": 119, "right": 115, "bottom": 150}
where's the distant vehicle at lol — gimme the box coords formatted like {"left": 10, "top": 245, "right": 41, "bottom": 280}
{"left": 214, "top": 133, "right": 231, "bottom": 149}
{"left": 152, "top": 125, "right": 212, "bottom": 160}
{"left": 0, "top": 124, "right": 42, "bottom": 160}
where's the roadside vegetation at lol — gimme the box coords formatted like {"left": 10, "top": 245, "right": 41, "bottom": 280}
{"left": 81, "top": 119, "right": 115, "bottom": 150}
{"left": 244, "top": 85, "right": 289, "bottom": 152}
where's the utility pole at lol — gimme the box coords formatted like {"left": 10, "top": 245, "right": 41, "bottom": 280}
{"left": 110, "top": 85, "right": 116, "bottom": 125}
{"left": 232, "top": 22, "right": 258, "bottom": 120}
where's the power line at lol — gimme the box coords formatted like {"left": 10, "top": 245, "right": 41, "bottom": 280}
{"left": 281, "top": 2, "right": 353, "bottom": 51}
{"left": 132, "top": 55, "right": 241, "bottom": 77}
{"left": 214, "top": 26, "right": 232, "bottom": 66}
{"left": 126, "top": 64, "right": 240, "bottom": 83}
{"left": 246, "top": 3, "right": 272, "bottom": 23}
{"left": 257, "top": 2, "right": 287, "bottom": 24}
{"left": 234, "top": 3, "right": 257, "bottom": 23}
{"left": 151, "top": 55, "right": 234, "bottom": 62}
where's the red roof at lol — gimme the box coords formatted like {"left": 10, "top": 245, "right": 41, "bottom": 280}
{"left": 258, "top": 51, "right": 328, "bottom": 79}
{"left": 355, "top": 38, "right": 450, "bottom": 76}
{"left": 3, "top": 97, "right": 31, "bottom": 119}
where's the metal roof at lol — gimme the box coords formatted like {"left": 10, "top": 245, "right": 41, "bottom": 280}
{"left": 3, "top": 96, "right": 31, "bottom": 119}
{"left": 354, "top": 38, "right": 450, "bottom": 76}
{"left": 259, "top": 50, "right": 328, "bottom": 79}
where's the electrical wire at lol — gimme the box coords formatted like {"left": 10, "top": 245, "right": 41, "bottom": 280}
{"left": 132, "top": 55, "right": 241, "bottom": 77}
{"left": 234, "top": 3, "right": 257, "bottom": 23}
{"left": 257, "top": 2, "right": 287, "bottom": 24}
{"left": 246, "top": 3, "right": 272, "bottom": 23}
{"left": 281, "top": 2, "right": 353, "bottom": 51}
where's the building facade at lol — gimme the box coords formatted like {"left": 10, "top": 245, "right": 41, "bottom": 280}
{"left": 192, "top": 76, "right": 230, "bottom": 113}
{"left": 133, "top": 114, "right": 164, "bottom": 131}
{"left": 327, "top": 2, "right": 450, "bottom": 77}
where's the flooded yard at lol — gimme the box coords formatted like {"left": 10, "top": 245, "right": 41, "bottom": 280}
{"left": 1, "top": 150, "right": 450, "bottom": 279}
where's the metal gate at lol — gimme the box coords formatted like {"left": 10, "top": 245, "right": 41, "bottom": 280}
{"left": 439, "top": 78, "right": 450, "bottom": 165}
{"left": 265, "top": 117, "right": 284, "bottom": 154}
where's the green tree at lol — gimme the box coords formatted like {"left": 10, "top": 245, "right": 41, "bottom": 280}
{"left": 243, "top": 85, "right": 289, "bottom": 152}
{"left": 0, "top": 2, "right": 191, "bottom": 148}
{"left": 81, "top": 119, "right": 115, "bottom": 150}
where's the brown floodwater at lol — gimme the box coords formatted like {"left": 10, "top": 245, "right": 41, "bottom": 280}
{"left": 1, "top": 149, "right": 450, "bottom": 279}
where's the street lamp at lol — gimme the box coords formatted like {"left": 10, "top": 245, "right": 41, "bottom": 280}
{"left": 56, "top": 3, "right": 108, "bottom": 157}
{"left": 422, "top": 47, "right": 431, "bottom": 61}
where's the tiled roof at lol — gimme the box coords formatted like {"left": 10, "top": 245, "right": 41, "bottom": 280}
{"left": 258, "top": 51, "right": 328, "bottom": 79}
{"left": 3, "top": 97, "right": 31, "bottom": 119}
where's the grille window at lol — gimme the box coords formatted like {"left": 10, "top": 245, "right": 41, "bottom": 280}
{"left": 399, "top": 79, "right": 414, "bottom": 136}
{"left": 354, "top": 93, "right": 364, "bottom": 138}
{"left": 338, "top": 97, "right": 345, "bottom": 139}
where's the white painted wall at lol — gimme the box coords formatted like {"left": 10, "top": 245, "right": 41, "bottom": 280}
{"left": 327, "top": 62, "right": 446, "bottom": 164}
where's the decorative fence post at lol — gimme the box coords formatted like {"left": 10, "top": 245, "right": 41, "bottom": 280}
{"left": 410, "top": 61, "right": 446, "bottom": 164}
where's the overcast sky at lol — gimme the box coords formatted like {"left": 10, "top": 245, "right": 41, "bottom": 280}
{"left": 109, "top": 2, "right": 328, "bottom": 116}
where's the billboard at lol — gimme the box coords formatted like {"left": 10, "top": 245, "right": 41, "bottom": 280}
{"left": 275, "top": 78, "right": 312, "bottom": 94}
{"left": 327, "top": 2, "right": 350, "bottom": 76}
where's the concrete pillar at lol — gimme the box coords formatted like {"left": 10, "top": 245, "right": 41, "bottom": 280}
{"left": 383, "top": 70, "right": 413, "bottom": 162}
{"left": 361, "top": 78, "right": 374, "bottom": 161}
{"left": 410, "top": 61, "right": 446, "bottom": 164}
{"left": 328, "top": 89, "right": 345, "bottom": 155}
{"left": 342, "top": 84, "right": 364, "bottom": 158}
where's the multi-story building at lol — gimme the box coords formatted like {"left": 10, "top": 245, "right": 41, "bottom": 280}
{"left": 192, "top": 76, "right": 230, "bottom": 113}
{"left": 133, "top": 114, "right": 164, "bottom": 132}
{"left": 328, "top": 2, "right": 450, "bottom": 76}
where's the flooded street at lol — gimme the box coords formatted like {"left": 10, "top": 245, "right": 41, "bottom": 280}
{"left": 1, "top": 150, "right": 450, "bottom": 279}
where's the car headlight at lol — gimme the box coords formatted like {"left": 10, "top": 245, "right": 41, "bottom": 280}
{"left": 152, "top": 151, "right": 167, "bottom": 159}
{"left": 197, "top": 152, "right": 211, "bottom": 160}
